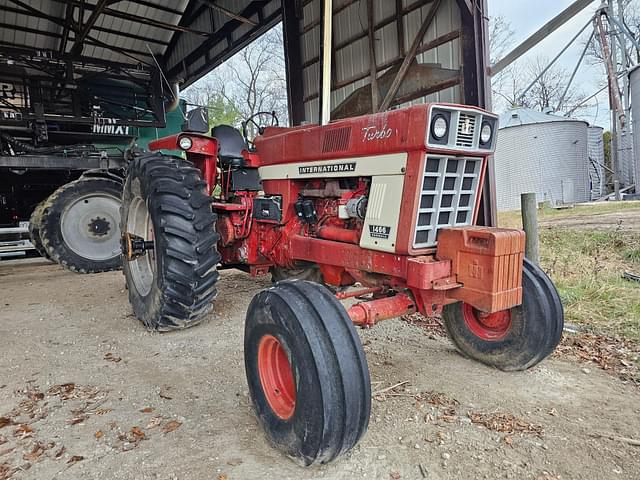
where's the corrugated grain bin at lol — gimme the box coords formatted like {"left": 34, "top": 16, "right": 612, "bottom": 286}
{"left": 630, "top": 65, "right": 640, "bottom": 190}
{"left": 588, "top": 126, "right": 605, "bottom": 200}
{"left": 494, "top": 108, "right": 591, "bottom": 211}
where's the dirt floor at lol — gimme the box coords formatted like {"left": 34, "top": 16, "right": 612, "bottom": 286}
{"left": 539, "top": 207, "right": 640, "bottom": 231}
{"left": 1, "top": 258, "right": 639, "bottom": 480}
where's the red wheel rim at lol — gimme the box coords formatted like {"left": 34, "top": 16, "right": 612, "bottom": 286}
{"left": 462, "top": 303, "right": 512, "bottom": 341}
{"left": 257, "top": 335, "right": 296, "bottom": 420}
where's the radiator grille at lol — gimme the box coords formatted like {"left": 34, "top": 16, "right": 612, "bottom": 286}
{"left": 322, "top": 126, "right": 351, "bottom": 153}
{"left": 455, "top": 113, "right": 477, "bottom": 148}
{"left": 413, "top": 156, "right": 482, "bottom": 248}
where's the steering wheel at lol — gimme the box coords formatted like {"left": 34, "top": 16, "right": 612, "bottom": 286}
{"left": 241, "top": 111, "right": 279, "bottom": 149}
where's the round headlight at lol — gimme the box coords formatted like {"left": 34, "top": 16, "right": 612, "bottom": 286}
{"left": 432, "top": 115, "right": 448, "bottom": 140}
{"left": 480, "top": 122, "right": 493, "bottom": 144}
{"left": 178, "top": 136, "right": 193, "bottom": 150}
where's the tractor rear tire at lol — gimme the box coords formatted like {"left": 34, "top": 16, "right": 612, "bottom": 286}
{"left": 40, "top": 177, "right": 123, "bottom": 273}
{"left": 442, "top": 260, "right": 564, "bottom": 371}
{"left": 244, "top": 280, "right": 371, "bottom": 466}
{"left": 28, "top": 202, "right": 53, "bottom": 261}
{"left": 121, "top": 152, "right": 220, "bottom": 331}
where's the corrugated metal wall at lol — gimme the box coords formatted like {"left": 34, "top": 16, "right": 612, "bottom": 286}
{"left": 619, "top": 132, "right": 635, "bottom": 188}
{"left": 631, "top": 65, "right": 640, "bottom": 190}
{"left": 298, "top": 0, "right": 462, "bottom": 122}
{"left": 165, "top": 0, "right": 282, "bottom": 84}
{"left": 588, "top": 126, "right": 605, "bottom": 200}
{"left": 494, "top": 121, "right": 591, "bottom": 211}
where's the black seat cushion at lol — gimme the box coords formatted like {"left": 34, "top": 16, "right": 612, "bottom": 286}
{"left": 211, "top": 125, "right": 247, "bottom": 167}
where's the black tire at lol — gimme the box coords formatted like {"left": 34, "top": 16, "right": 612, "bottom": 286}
{"left": 28, "top": 202, "right": 53, "bottom": 261}
{"left": 121, "top": 152, "right": 220, "bottom": 331}
{"left": 40, "top": 178, "right": 123, "bottom": 273}
{"left": 442, "top": 260, "right": 564, "bottom": 371}
{"left": 523, "top": 258, "right": 564, "bottom": 357}
{"left": 245, "top": 280, "right": 371, "bottom": 466}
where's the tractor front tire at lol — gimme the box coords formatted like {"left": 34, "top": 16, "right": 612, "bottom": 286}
{"left": 40, "top": 177, "right": 123, "bottom": 273}
{"left": 245, "top": 280, "right": 371, "bottom": 466}
{"left": 442, "top": 260, "right": 564, "bottom": 371}
{"left": 121, "top": 153, "right": 220, "bottom": 331}
{"left": 28, "top": 201, "right": 53, "bottom": 261}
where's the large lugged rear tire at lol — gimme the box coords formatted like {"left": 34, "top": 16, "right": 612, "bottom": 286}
{"left": 40, "top": 177, "right": 123, "bottom": 273}
{"left": 121, "top": 152, "right": 220, "bottom": 331}
{"left": 28, "top": 201, "right": 53, "bottom": 261}
{"left": 442, "top": 260, "right": 564, "bottom": 371}
{"left": 244, "top": 280, "right": 371, "bottom": 466}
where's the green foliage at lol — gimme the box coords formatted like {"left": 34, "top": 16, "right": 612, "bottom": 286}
{"left": 603, "top": 131, "right": 611, "bottom": 170}
{"left": 207, "top": 93, "right": 242, "bottom": 128}
{"left": 624, "top": 248, "right": 640, "bottom": 262}
{"left": 539, "top": 227, "right": 640, "bottom": 342}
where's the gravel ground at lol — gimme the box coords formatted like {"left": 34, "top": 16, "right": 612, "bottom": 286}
{"left": 1, "top": 259, "right": 639, "bottom": 480}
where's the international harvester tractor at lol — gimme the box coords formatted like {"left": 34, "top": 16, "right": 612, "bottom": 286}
{"left": 120, "top": 103, "right": 563, "bottom": 465}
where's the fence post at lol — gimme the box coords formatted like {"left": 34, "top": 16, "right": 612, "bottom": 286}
{"left": 521, "top": 193, "right": 540, "bottom": 265}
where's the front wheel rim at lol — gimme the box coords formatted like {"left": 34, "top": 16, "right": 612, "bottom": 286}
{"left": 462, "top": 303, "right": 513, "bottom": 341}
{"left": 257, "top": 335, "right": 296, "bottom": 420}
{"left": 126, "top": 197, "right": 156, "bottom": 297}
{"left": 60, "top": 192, "right": 121, "bottom": 261}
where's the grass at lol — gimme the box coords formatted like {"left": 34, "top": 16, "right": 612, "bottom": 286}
{"left": 498, "top": 203, "right": 640, "bottom": 342}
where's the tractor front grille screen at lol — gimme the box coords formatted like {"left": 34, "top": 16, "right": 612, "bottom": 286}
{"left": 456, "top": 113, "right": 477, "bottom": 148}
{"left": 413, "top": 156, "right": 482, "bottom": 249}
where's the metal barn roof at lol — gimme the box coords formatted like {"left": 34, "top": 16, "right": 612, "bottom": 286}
{"left": 0, "top": 0, "right": 490, "bottom": 118}
{"left": 0, "top": 0, "right": 281, "bottom": 87}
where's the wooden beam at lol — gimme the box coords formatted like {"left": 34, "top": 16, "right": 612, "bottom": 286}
{"left": 302, "top": 29, "right": 460, "bottom": 103}
{"left": 491, "top": 0, "right": 596, "bottom": 75}
{"left": 283, "top": 0, "right": 305, "bottom": 125}
{"left": 195, "top": 0, "right": 258, "bottom": 25}
{"left": 395, "top": 0, "right": 405, "bottom": 57}
{"left": 378, "top": 0, "right": 443, "bottom": 112}
{"left": 367, "top": 0, "right": 380, "bottom": 112}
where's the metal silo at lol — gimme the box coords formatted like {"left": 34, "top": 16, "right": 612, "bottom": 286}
{"left": 630, "top": 65, "right": 640, "bottom": 190}
{"left": 588, "top": 126, "right": 605, "bottom": 200}
{"left": 494, "top": 108, "right": 591, "bottom": 211}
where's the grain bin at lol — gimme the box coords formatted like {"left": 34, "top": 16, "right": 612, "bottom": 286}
{"left": 630, "top": 65, "right": 640, "bottom": 190}
{"left": 588, "top": 126, "right": 605, "bottom": 200}
{"left": 494, "top": 108, "right": 591, "bottom": 211}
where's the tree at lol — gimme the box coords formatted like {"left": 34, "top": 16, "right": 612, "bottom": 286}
{"left": 489, "top": 16, "right": 590, "bottom": 115}
{"left": 207, "top": 93, "right": 242, "bottom": 127}
{"left": 488, "top": 15, "right": 515, "bottom": 66}
{"left": 492, "top": 54, "right": 589, "bottom": 115}
{"left": 183, "top": 25, "right": 288, "bottom": 132}
{"left": 521, "top": 57, "right": 588, "bottom": 115}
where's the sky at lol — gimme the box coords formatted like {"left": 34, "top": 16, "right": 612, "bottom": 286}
{"left": 488, "top": 0, "right": 612, "bottom": 127}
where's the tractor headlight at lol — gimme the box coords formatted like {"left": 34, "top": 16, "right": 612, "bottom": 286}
{"left": 480, "top": 122, "right": 493, "bottom": 145}
{"left": 178, "top": 136, "right": 193, "bottom": 150}
{"left": 431, "top": 115, "right": 449, "bottom": 140}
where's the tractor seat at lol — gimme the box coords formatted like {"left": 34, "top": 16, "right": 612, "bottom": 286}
{"left": 211, "top": 125, "right": 247, "bottom": 169}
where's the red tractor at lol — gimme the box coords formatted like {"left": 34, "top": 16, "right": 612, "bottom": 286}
{"left": 120, "top": 103, "right": 563, "bottom": 465}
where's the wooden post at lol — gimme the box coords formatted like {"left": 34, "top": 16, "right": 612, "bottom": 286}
{"left": 521, "top": 193, "right": 540, "bottom": 265}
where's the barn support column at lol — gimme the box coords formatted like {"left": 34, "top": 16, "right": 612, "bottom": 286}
{"left": 459, "top": 0, "right": 496, "bottom": 226}
{"left": 282, "top": 0, "right": 305, "bottom": 125}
